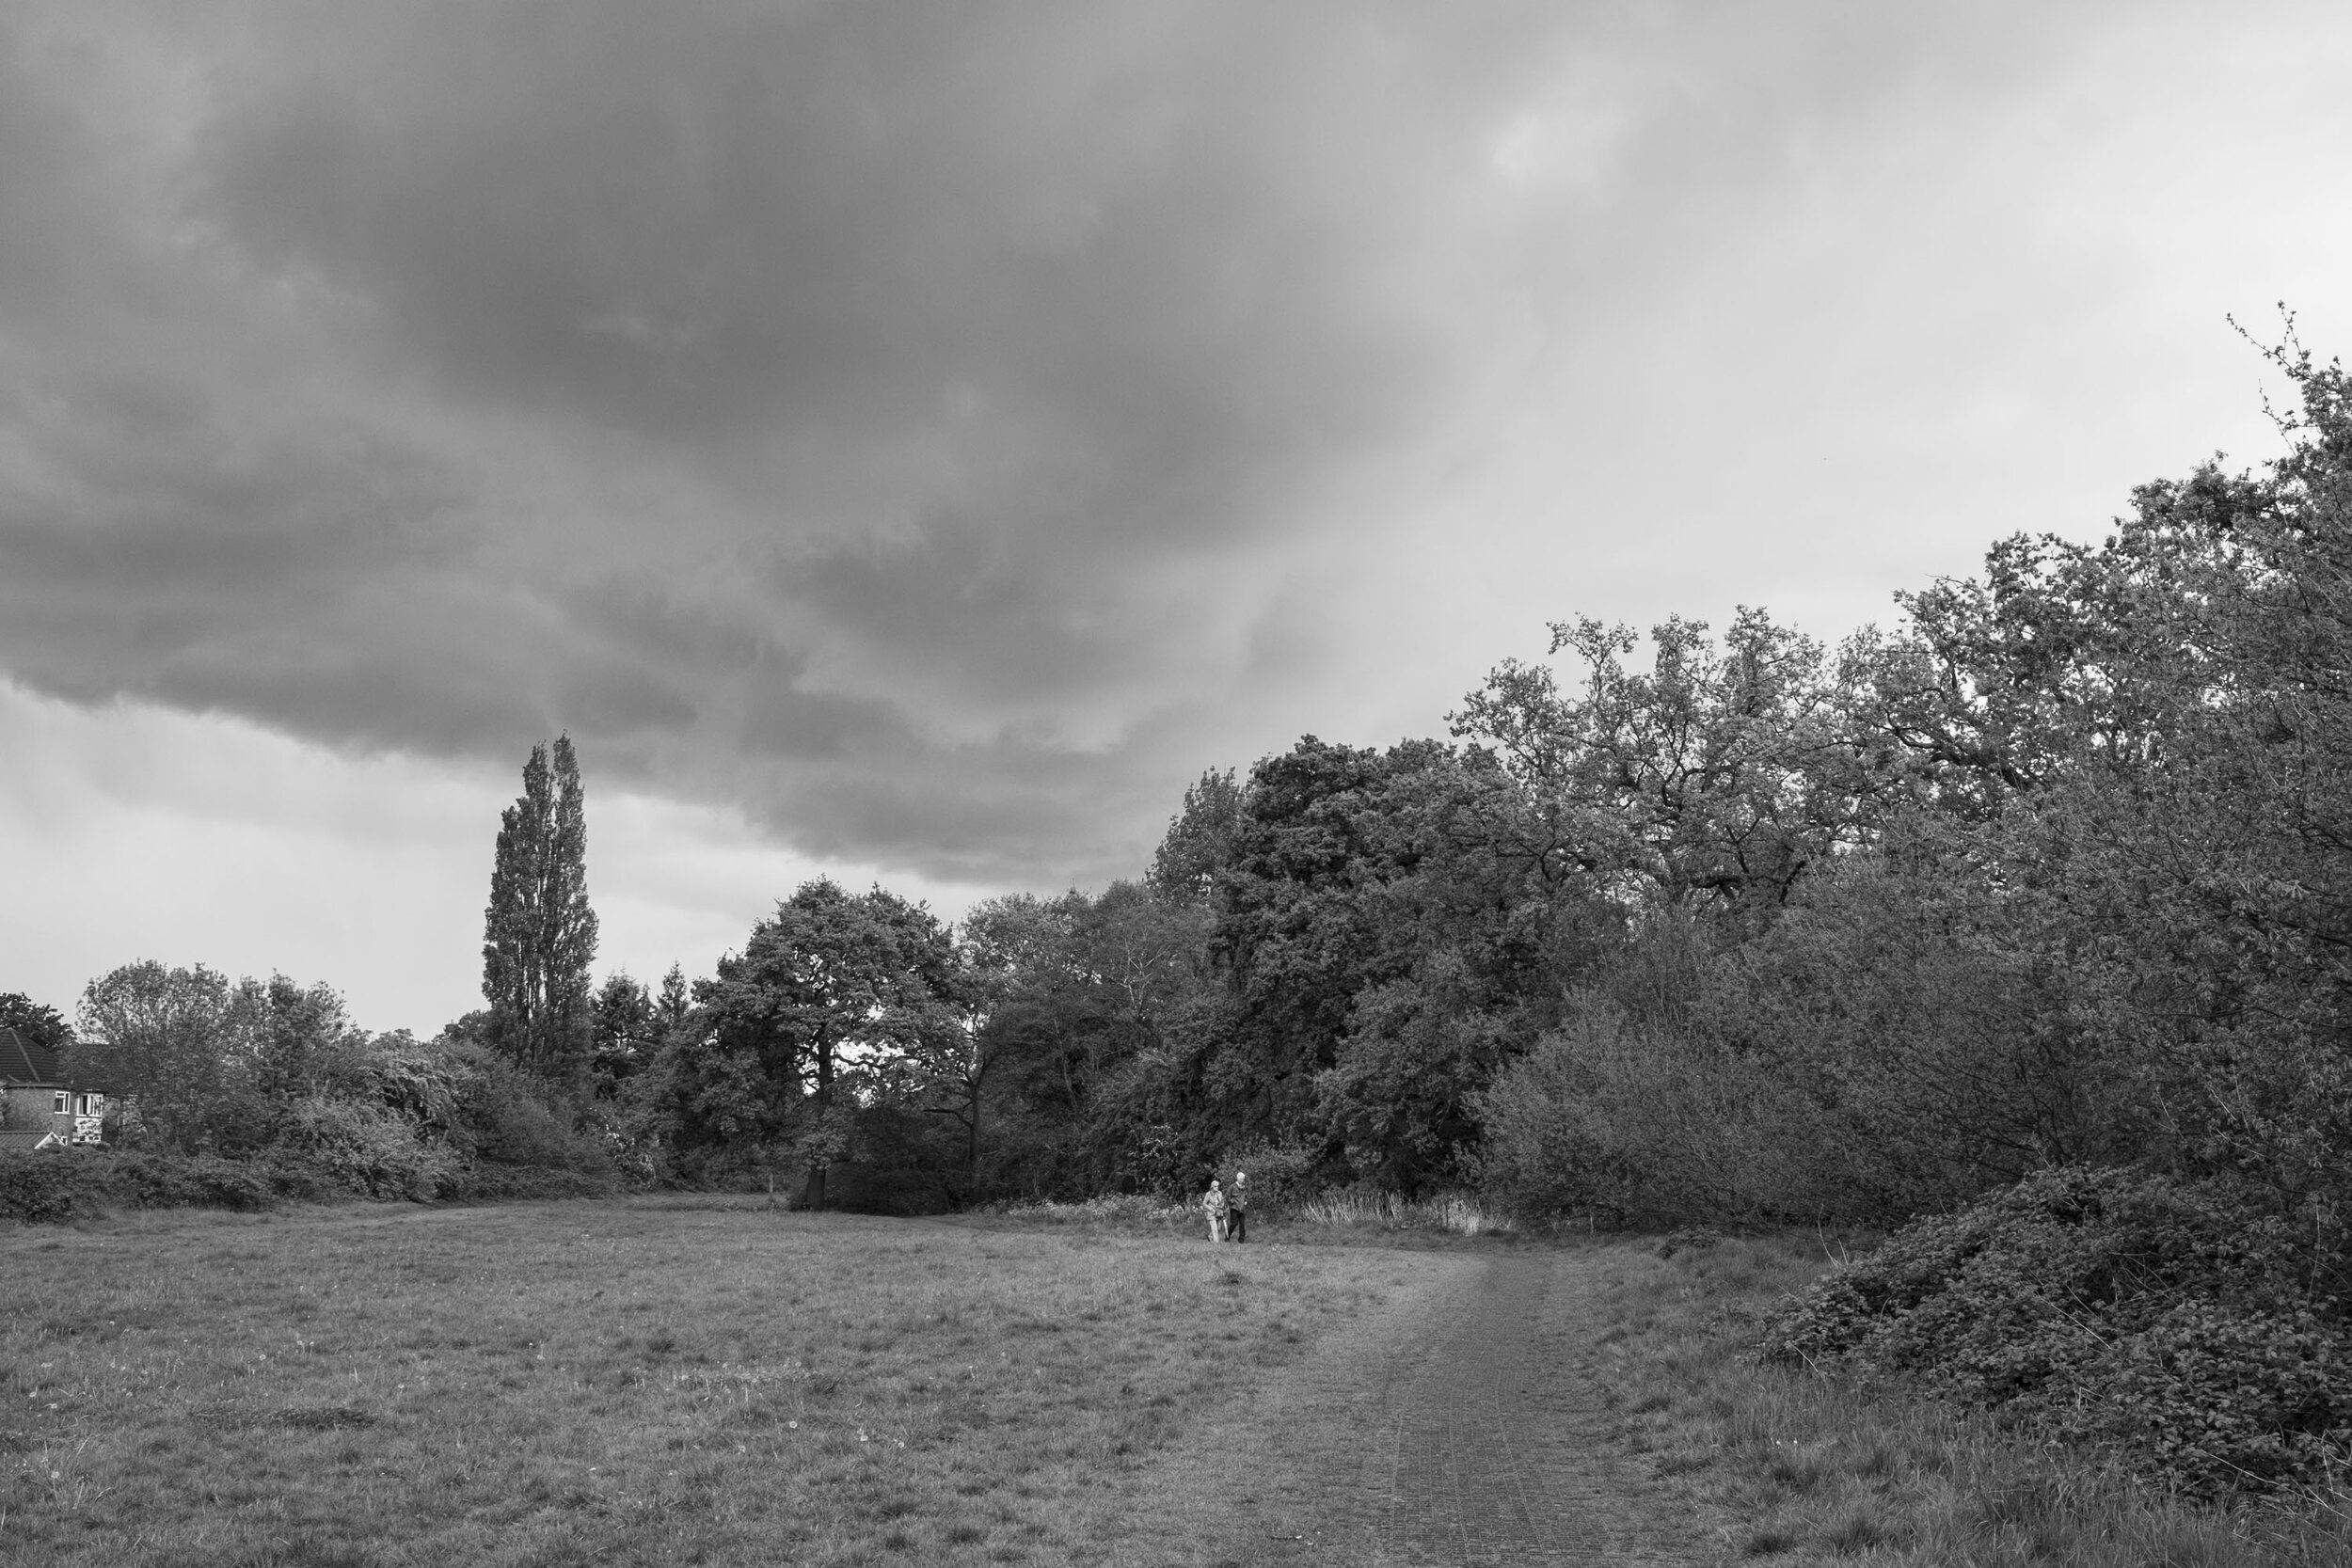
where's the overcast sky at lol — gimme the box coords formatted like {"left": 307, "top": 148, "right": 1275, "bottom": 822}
{"left": 4, "top": 0, "right": 2349, "bottom": 1034}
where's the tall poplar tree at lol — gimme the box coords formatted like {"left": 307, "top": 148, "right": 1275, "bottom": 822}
{"left": 482, "top": 736, "right": 599, "bottom": 1085}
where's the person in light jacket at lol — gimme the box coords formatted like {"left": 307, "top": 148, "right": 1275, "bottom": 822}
{"left": 1204, "top": 1179, "right": 1229, "bottom": 1243}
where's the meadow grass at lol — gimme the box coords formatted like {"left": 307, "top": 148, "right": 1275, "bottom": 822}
{"left": 1586, "top": 1231, "right": 2352, "bottom": 1566}
{"left": 17, "top": 1197, "right": 2337, "bottom": 1565}
{"left": 0, "top": 1197, "right": 1438, "bottom": 1566}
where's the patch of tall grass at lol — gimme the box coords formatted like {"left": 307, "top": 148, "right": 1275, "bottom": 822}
{"left": 968, "top": 1192, "right": 1197, "bottom": 1229}
{"left": 1294, "top": 1189, "right": 1507, "bottom": 1236}
{"left": 966, "top": 1187, "right": 1512, "bottom": 1239}
{"left": 1592, "top": 1233, "right": 2352, "bottom": 1564}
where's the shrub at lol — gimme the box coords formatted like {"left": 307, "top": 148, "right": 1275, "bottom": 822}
{"left": 2078, "top": 1299, "right": 2351, "bottom": 1492}
{"left": 815, "top": 1160, "right": 945, "bottom": 1216}
{"left": 266, "top": 1095, "right": 460, "bottom": 1201}
{"left": 0, "top": 1149, "right": 283, "bottom": 1221}
{"left": 1759, "top": 1166, "right": 2352, "bottom": 1497}
{"left": 1654, "top": 1225, "right": 1724, "bottom": 1259}
{"left": 0, "top": 1151, "right": 99, "bottom": 1221}
{"left": 1474, "top": 1001, "right": 1861, "bottom": 1227}
{"left": 109, "top": 1152, "right": 278, "bottom": 1212}
{"left": 829, "top": 1104, "right": 957, "bottom": 1214}
{"left": 431, "top": 1041, "right": 616, "bottom": 1180}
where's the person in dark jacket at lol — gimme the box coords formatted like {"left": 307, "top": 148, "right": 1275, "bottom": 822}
{"left": 1228, "top": 1170, "right": 1249, "bottom": 1243}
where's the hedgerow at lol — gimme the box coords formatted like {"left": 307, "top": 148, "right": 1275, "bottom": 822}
{"left": 1758, "top": 1165, "right": 2352, "bottom": 1497}
{"left": 0, "top": 1150, "right": 283, "bottom": 1221}
{"left": 0, "top": 1151, "right": 91, "bottom": 1221}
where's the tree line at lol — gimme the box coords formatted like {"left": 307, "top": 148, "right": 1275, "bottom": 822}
{"left": 24, "top": 337, "right": 2352, "bottom": 1243}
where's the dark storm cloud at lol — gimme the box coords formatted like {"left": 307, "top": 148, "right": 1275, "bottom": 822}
{"left": 3, "top": 0, "right": 2217, "bottom": 888}
{"left": 0, "top": 0, "right": 1565, "bottom": 884}
{"left": 192, "top": 3, "right": 1447, "bottom": 451}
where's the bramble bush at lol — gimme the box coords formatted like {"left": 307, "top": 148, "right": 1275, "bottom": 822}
{"left": 108, "top": 1151, "right": 281, "bottom": 1212}
{"left": 0, "top": 1149, "right": 281, "bottom": 1221}
{"left": 1759, "top": 1166, "right": 2352, "bottom": 1497}
{"left": 266, "top": 1094, "right": 461, "bottom": 1202}
{"left": 0, "top": 1151, "right": 92, "bottom": 1220}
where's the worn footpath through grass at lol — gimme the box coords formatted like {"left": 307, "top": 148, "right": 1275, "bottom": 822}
{"left": 1, "top": 1199, "right": 1458, "bottom": 1567}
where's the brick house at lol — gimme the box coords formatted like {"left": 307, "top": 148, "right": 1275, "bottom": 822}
{"left": 0, "top": 1024, "right": 109, "bottom": 1149}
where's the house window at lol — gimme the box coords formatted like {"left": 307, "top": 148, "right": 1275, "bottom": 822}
{"left": 80, "top": 1094, "right": 103, "bottom": 1117}
{"left": 53, "top": 1090, "right": 68, "bottom": 1115}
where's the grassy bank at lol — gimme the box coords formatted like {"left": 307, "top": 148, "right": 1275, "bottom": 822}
{"left": 2, "top": 1198, "right": 1434, "bottom": 1566}
{"left": 1587, "top": 1232, "right": 2352, "bottom": 1565}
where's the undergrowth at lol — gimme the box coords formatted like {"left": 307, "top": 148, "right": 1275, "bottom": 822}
{"left": 1759, "top": 1166, "right": 2352, "bottom": 1499}
{"left": 0, "top": 1146, "right": 616, "bottom": 1223}
{"left": 1593, "top": 1232, "right": 2352, "bottom": 1564}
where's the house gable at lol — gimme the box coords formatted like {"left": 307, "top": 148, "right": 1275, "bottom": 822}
{"left": 0, "top": 1023, "right": 63, "bottom": 1087}
{"left": 0, "top": 1024, "right": 109, "bottom": 1147}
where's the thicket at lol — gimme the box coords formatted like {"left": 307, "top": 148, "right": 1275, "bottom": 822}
{"left": 3, "top": 967, "right": 618, "bottom": 1220}
{"left": 1761, "top": 1168, "right": 2352, "bottom": 1497}
{"left": 0, "top": 1149, "right": 279, "bottom": 1221}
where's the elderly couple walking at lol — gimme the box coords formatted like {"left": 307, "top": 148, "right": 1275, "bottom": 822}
{"left": 1204, "top": 1172, "right": 1248, "bottom": 1243}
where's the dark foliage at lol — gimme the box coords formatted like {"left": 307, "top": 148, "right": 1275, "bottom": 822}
{"left": 0, "top": 1150, "right": 279, "bottom": 1221}
{"left": 0, "top": 1150, "right": 89, "bottom": 1220}
{"left": 1760, "top": 1166, "right": 2352, "bottom": 1497}
{"left": 0, "top": 992, "right": 72, "bottom": 1056}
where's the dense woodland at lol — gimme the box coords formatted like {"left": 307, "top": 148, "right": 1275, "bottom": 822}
{"left": 10, "top": 340, "right": 2352, "bottom": 1246}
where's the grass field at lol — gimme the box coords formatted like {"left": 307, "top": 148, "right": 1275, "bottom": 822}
{"left": 0, "top": 1200, "right": 1445, "bottom": 1567}
{"left": 13, "top": 1202, "right": 2342, "bottom": 1567}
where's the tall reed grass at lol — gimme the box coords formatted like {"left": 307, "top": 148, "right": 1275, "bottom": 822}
{"left": 972, "top": 1192, "right": 1196, "bottom": 1228}
{"left": 1294, "top": 1189, "right": 1506, "bottom": 1236}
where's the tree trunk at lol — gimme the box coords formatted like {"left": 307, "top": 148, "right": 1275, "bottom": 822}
{"left": 805, "top": 1035, "right": 834, "bottom": 1209}
{"left": 966, "top": 1089, "right": 982, "bottom": 1190}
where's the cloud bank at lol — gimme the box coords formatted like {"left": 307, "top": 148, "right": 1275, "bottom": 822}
{"left": 3, "top": 0, "right": 2350, "bottom": 910}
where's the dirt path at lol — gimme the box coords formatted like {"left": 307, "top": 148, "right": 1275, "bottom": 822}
{"left": 1115, "top": 1246, "right": 1706, "bottom": 1567}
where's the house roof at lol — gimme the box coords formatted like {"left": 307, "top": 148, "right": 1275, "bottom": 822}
{"left": 0, "top": 1025, "right": 65, "bottom": 1087}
